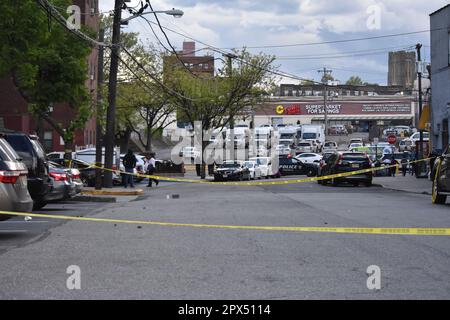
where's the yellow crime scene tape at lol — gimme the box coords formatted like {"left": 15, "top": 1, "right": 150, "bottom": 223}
{"left": 87, "top": 157, "right": 434, "bottom": 186}
{"left": 0, "top": 211, "right": 449, "bottom": 236}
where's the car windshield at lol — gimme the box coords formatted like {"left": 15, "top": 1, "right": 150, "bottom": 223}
{"left": 299, "top": 143, "right": 311, "bottom": 146}
{"left": 220, "top": 163, "right": 241, "bottom": 168}
{"left": 325, "top": 142, "right": 335, "bottom": 147}
{"left": 0, "top": 138, "right": 19, "bottom": 161}
{"left": 303, "top": 133, "right": 317, "bottom": 139}
{"left": 5, "top": 134, "right": 33, "bottom": 160}
{"left": 342, "top": 154, "right": 367, "bottom": 161}
{"left": 244, "top": 162, "right": 254, "bottom": 168}
{"left": 254, "top": 158, "right": 268, "bottom": 165}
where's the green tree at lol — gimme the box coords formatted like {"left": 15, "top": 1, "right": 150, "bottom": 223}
{"left": 0, "top": 0, "right": 94, "bottom": 154}
{"left": 346, "top": 76, "right": 364, "bottom": 86}
{"left": 300, "top": 79, "right": 315, "bottom": 85}
{"left": 117, "top": 81, "right": 175, "bottom": 152}
{"left": 321, "top": 73, "right": 334, "bottom": 84}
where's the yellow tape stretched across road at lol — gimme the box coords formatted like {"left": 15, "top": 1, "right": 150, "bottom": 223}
{"left": 0, "top": 211, "right": 449, "bottom": 236}
{"left": 89, "top": 157, "right": 433, "bottom": 186}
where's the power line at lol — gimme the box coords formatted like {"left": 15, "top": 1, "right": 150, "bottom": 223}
{"left": 275, "top": 44, "right": 416, "bottom": 59}
{"left": 276, "top": 45, "right": 417, "bottom": 60}
{"left": 142, "top": 18, "right": 325, "bottom": 85}
{"left": 221, "top": 28, "right": 444, "bottom": 49}
{"left": 36, "top": 0, "right": 111, "bottom": 48}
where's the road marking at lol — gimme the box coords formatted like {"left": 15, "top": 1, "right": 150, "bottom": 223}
{"left": 0, "top": 230, "right": 27, "bottom": 233}
{"left": 0, "top": 211, "right": 449, "bottom": 237}
{"left": 1, "top": 221, "right": 49, "bottom": 223}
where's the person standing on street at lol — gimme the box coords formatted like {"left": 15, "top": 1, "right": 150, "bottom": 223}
{"left": 401, "top": 154, "right": 408, "bottom": 177}
{"left": 145, "top": 152, "right": 159, "bottom": 187}
{"left": 123, "top": 149, "right": 137, "bottom": 188}
{"left": 391, "top": 156, "right": 398, "bottom": 177}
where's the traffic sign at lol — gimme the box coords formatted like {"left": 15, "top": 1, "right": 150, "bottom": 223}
{"left": 388, "top": 135, "right": 397, "bottom": 144}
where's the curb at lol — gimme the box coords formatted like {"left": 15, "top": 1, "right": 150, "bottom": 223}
{"left": 69, "top": 195, "right": 116, "bottom": 203}
{"left": 81, "top": 189, "right": 144, "bottom": 196}
{"left": 378, "top": 184, "right": 431, "bottom": 196}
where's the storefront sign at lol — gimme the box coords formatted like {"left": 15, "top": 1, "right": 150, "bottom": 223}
{"left": 266, "top": 101, "right": 412, "bottom": 116}
{"left": 305, "top": 104, "right": 342, "bottom": 115}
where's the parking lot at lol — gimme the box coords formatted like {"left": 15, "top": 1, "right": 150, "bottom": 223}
{"left": 0, "top": 177, "right": 449, "bottom": 299}
{"left": 0, "top": 199, "right": 108, "bottom": 255}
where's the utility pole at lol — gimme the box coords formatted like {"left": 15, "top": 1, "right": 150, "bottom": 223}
{"left": 318, "top": 67, "right": 333, "bottom": 135}
{"left": 416, "top": 43, "right": 424, "bottom": 177}
{"left": 95, "top": 28, "right": 105, "bottom": 190}
{"left": 225, "top": 53, "right": 236, "bottom": 161}
{"left": 103, "top": 0, "right": 123, "bottom": 188}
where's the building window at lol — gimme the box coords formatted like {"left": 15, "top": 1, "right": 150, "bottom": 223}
{"left": 43, "top": 131, "right": 53, "bottom": 151}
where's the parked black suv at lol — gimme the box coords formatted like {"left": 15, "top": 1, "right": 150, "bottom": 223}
{"left": 1, "top": 130, "right": 51, "bottom": 209}
{"left": 318, "top": 152, "right": 373, "bottom": 187}
{"left": 432, "top": 145, "right": 450, "bottom": 204}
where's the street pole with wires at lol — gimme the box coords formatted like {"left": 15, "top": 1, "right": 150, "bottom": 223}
{"left": 416, "top": 43, "right": 424, "bottom": 177}
{"left": 95, "top": 28, "right": 105, "bottom": 190}
{"left": 225, "top": 53, "right": 236, "bottom": 161}
{"left": 103, "top": 0, "right": 123, "bottom": 188}
{"left": 318, "top": 67, "right": 332, "bottom": 136}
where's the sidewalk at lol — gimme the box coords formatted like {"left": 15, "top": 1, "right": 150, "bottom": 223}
{"left": 374, "top": 175, "right": 432, "bottom": 195}
{"left": 81, "top": 187, "right": 144, "bottom": 196}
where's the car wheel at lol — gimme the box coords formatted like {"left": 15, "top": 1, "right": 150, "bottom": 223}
{"left": 331, "top": 178, "right": 339, "bottom": 186}
{"left": 306, "top": 169, "right": 316, "bottom": 177}
{"left": 352, "top": 182, "right": 359, "bottom": 187}
{"left": 432, "top": 177, "right": 447, "bottom": 204}
{"left": 365, "top": 180, "right": 373, "bottom": 187}
{"left": 33, "top": 199, "right": 47, "bottom": 210}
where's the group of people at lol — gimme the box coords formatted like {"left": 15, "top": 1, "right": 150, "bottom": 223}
{"left": 122, "top": 150, "right": 159, "bottom": 188}
{"left": 375, "top": 152, "right": 417, "bottom": 177}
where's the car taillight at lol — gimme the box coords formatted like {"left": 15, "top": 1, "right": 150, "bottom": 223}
{"left": 0, "top": 170, "right": 23, "bottom": 184}
{"left": 71, "top": 173, "right": 80, "bottom": 180}
{"left": 337, "top": 154, "right": 344, "bottom": 165}
{"left": 319, "top": 160, "right": 325, "bottom": 168}
{"left": 49, "top": 172, "right": 68, "bottom": 181}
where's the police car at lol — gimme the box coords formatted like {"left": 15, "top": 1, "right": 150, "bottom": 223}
{"left": 278, "top": 156, "right": 318, "bottom": 177}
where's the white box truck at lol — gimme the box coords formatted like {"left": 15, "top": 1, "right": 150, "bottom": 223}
{"left": 301, "top": 125, "right": 325, "bottom": 152}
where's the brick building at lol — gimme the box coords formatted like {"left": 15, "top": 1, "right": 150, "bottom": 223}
{"left": 0, "top": 0, "right": 99, "bottom": 152}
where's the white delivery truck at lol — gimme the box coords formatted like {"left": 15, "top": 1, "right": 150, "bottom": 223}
{"left": 226, "top": 126, "right": 250, "bottom": 149}
{"left": 278, "top": 126, "right": 298, "bottom": 147}
{"left": 301, "top": 125, "right": 325, "bottom": 152}
{"left": 254, "top": 126, "right": 273, "bottom": 149}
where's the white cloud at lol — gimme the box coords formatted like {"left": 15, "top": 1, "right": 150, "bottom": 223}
{"left": 99, "top": 0, "right": 448, "bottom": 84}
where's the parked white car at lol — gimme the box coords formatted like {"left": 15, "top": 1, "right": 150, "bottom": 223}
{"left": 244, "top": 161, "right": 262, "bottom": 180}
{"left": 322, "top": 141, "right": 338, "bottom": 153}
{"left": 410, "top": 131, "right": 430, "bottom": 142}
{"left": 296, "top": 140, "right": 314, "bottom": 154}
{"left": 179, "top": 146, "right": 201, "bottom": 159}
{"left": 275, "top": 144, "right": 292, "bottom": 156}
{"left": 295, "top": 153, "right": 322, "bottom": 164}
{"left": 249, "top": 157, "right": 278, "bottom": 179}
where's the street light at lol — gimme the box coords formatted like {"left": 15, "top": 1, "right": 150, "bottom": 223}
{"left": 121, "top": 8, "right": 184, "bottom": 24}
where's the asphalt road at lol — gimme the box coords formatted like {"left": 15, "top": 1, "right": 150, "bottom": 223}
{"left": 0, "top": 179, "right": 449, "bottom": 299}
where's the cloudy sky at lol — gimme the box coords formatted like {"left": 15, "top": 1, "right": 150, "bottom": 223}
{"left": 99, "top": 0, "right": 448, "bottom": 85}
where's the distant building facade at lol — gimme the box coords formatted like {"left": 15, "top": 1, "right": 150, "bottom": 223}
{"left": 163, "top": 41, "right": 215, "bottom": 79}
{"left": 430, "top": 4, "right": 450, "bottom": 151}
{"left": 388, "top": 51, "right": 416, "bottom": 89}
{"left": 244, "top": 84, "right": 415, "bottom": 135}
